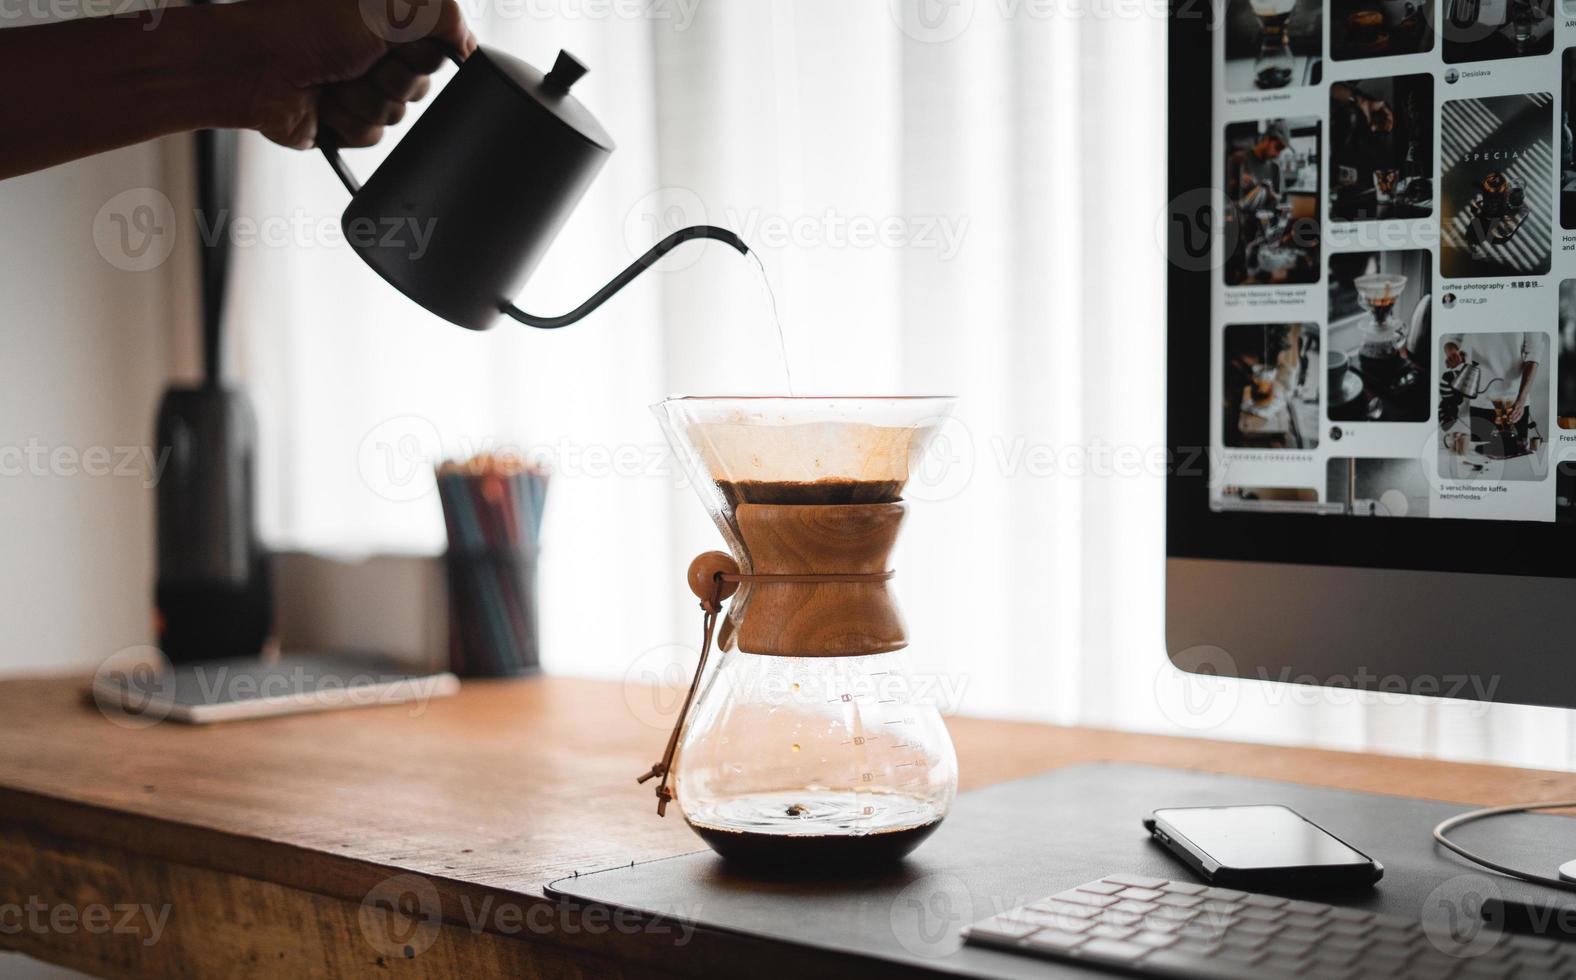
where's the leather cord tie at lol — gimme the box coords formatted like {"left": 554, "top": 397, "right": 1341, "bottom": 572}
{"left": 635, "top": 566, "right": 895, "bottom": 816}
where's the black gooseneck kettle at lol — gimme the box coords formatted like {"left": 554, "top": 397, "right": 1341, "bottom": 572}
{"left": 320, "top": 46, "right": 746, "bottom": 331}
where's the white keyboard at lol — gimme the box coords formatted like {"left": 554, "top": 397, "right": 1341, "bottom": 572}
{"left": 962, "top": 873, "right": 1573, "bottom": 978}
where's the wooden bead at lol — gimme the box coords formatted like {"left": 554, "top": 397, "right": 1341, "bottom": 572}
{"left": 687, "top": 551, "right": 740, "bottom": 603}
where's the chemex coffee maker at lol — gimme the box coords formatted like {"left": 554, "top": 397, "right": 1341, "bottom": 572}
{"left": 321, "top": 47, "right": 747, "bottom": 330}
{"left": 639, "top": 398, "right": 960, "bottom": 869}
{"left": 1329, "top": 271, "right": 1429, "bottom": 421}
{"left": 1250, "top": 0, "right": 1300, "bottom": 88}
{"left": 1353, "top": 272, "right": 1425, "bottom": 392}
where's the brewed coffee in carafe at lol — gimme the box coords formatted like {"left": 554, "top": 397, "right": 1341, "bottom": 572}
{"left": 642, "top": 397, "right": 959, "bottom": 869}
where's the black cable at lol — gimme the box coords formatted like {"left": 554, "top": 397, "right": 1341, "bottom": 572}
{"left": 195, "top": 127, "right": 236, "bottom": 387}
{"left": 192, "top": 0, "right": 238, "bottom": 388}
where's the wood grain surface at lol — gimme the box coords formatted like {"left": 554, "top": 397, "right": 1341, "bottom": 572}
{"left": 0, "top": 673, "right": 1571, "bottom": 977}
{"left": 735, "top": 502, "right": 908, "bottom": 656}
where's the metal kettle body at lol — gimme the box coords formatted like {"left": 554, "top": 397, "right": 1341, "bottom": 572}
{"left": 322, "top": 47, "right": 744, "bottom": 331}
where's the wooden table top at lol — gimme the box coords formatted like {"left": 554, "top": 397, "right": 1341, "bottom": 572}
{"left": 2, "top": 672, "right": 1572, "bottom": 915}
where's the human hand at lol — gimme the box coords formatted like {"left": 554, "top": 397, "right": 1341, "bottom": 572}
{"left": 227, "top": 0, "right": 478, "bottom": 150}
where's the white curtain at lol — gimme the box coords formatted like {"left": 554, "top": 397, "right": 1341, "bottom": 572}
{"left": 232, "top": 0, "right": 1573, "bottom": 770}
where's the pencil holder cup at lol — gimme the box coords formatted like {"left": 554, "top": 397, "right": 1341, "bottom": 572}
{"left": 444, "top": 548, "right": 541, "bottom": 678}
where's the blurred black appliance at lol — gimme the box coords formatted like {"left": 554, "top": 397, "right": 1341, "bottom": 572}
{"left": 153, "top": 80, "right": 271, "bottom": 664}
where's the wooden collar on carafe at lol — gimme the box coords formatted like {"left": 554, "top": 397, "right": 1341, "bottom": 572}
{"left": 636, "top": 501, "right": 911, "bottom": 816}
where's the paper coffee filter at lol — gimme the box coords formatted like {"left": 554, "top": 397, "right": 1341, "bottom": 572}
{"left": 687, "top": 420, "right": 926, "bottom": 488}
{"left": 653, "top": 397, "right": 956, "bottom": 561}
{"left": 653, "top": 397, "right": 955, "bottom": 652}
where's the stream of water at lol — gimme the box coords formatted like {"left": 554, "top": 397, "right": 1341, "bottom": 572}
{"left": 747, "top": 250, "right": 795, "bottom": 395}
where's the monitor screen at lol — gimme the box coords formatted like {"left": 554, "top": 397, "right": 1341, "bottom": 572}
{"left": 1205, "top": 0, "right": 1576, "bottom": 526}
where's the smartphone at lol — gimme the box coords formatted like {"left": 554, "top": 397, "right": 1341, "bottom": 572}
{"left": 1144, "top": 805, "right": 1383, "bottom": 891}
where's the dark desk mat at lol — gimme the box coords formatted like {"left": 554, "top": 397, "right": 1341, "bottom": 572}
{"left": 549, "top": 763, "right": 1576, "bottom": 978}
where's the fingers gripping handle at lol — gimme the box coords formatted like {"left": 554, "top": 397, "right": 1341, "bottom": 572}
{"left": 319, "top": 46, "right": 467, "bottom": 198}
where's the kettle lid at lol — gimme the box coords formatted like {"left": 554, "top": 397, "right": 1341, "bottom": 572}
{"left": 472, "top": 46, "right": 615, "bottom": 152}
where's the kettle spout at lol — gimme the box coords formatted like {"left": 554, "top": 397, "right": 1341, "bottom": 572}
{"left": 503, "top": 225, "right": 749, "bottom": 330}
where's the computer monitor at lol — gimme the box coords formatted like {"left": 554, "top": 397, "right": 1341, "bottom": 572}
{"left": 1165, "top": 0, "right": 1576, "bottom": 712}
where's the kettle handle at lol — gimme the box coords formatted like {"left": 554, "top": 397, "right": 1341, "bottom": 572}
{"left": 319, "top": 46, "right": 467, "bottom": 197}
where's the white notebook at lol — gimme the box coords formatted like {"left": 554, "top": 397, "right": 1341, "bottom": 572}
{"left": 89, "top": 651, "right": 460, "bottom": 725}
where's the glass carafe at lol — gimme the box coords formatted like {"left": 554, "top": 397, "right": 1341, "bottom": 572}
{"left": 1250, "top": 0, "right": 1298, "bottom": 89}
{"left": 645, "top": 396, "right": 959, "bottom": 869}
{"left": 1354, "top": 272, "right": 1408, "bottom": 391}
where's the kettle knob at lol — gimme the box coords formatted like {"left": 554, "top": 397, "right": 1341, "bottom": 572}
{"left": 543, "top": 50, "right": 589, "bottom": 92}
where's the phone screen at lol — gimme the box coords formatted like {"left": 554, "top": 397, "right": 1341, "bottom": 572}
{"left": 1154, "top": 805, "right": 1372, "bottom": 870}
